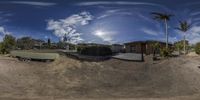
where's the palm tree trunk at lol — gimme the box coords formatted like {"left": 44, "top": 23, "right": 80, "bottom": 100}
{"left": 184, "top": 33, "right": 186, "bottom": 55}
{"left": 141, "top": 43, "right": 144, "bottom": 62}
{"left": 164, "top": 19, "right": 168, "bottom": 49}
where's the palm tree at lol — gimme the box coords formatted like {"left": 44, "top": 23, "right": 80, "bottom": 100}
{"left": 174, "top": 42, "right": 183, "bottom": 55}
{"left": 175, "top": 21, "right": 191, "bottom": 55}
{"left": 151, "top": 42, "right": 160, "bottom": 60}
{"left": 151, "top": 12, "right": 173, "bottom": 49}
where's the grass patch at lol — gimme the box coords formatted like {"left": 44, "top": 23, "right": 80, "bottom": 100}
{"left": 10, "top": 50, "right": 59, "bottom": 60}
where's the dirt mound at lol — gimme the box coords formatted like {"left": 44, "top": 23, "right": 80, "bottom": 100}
{"left": 187, "top": 52, "right": 199, "bottom": 57}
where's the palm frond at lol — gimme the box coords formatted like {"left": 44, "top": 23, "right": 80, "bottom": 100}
{"left": 151, "top": 12, "right": 173, "bottom": 21}
{"left": 174, "top": 27, "right": 182, "bottom": 31}
{"left": 151, "top": 12, "right": 163, "bottom": 16}
{"left": 176, "top": 20, "right": 191, "bottom": 32}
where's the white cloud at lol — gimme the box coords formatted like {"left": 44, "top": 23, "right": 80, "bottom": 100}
{"left": 175, "top": 25, "right": 200, "bottom": 44}
{"left": 97, "top": 14, "right": 110, "bottom": 19}
{"left": 106, "top": 9, "right": 122, "bottom": 13}
{"left": 9, "top": 1, "right": 56, "bottom": 6}
{"left": 168, "top": 37, "right": 178, "bottom": 43}
{"left": 60, "top": 12, "right": 93, "bottom": 25}
{"left": 47, "top": 11, "right": 93, "bottom": 44}
{"left": 0, "top": 36, "right": 3, "bottom": 42}
{"left": 141, "top": 28, "right": 159, "bottom": 36}
{"left": 0, "top": 26, "right": 12, "bottom": 42}
{"left": 0, "top": 26, "right": 11, "bottom": 35}
{"left": 185, "top": 26, "right": 200, "bottom": 44}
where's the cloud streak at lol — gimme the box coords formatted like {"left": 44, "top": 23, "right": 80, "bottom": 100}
{"left": 141, "top": 28, "right": 159, "bottom": 36}
{"left": 76, "top": 1, "right": 169, "bottom": 11}
{"left": 97, "top": 9, "right": 132, "bottom": 19}
{"left": 190, "top": 11, "right": 200, "bottom": 16}
{"left": 8, "top": 1, "right": 56, "bottom": 6}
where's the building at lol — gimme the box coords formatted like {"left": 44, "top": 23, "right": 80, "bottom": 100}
{"left": 111, "top": 44, "right": 124, "bottom": 53}
{"left": 124, "top": 40, "right": 173, "bottom": 55}
{"left": 125, "top": 41, "right": 145, "bottom": 53}
{"left": 77, "top": 43, "right": 110, "bottom": 47}
{"left": 32, "top": 39, "right": 45, "bottom": 49}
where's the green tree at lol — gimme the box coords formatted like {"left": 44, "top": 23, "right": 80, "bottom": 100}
{"left": 0, "top": 35, "right": 16, "bottom": 54}
{"left": 174, "top": 42, "right": 183, "bottom": 54}
{"left": 151, "top": 12, "right": 173, "bottom": 49}
{"left": 175, "top": 21, "right": 191, "bottom": 55}
{"left": 151, "top": 42, "right": 160, "bottom": 58}
{"left": 0, "top": 42, "right": 6, "bottom": 54}
{"left": 195, "top": 42, "right": 200, "bottom": 54}
{"left": 16, "top": 37, "right": 34, "bottom": 50}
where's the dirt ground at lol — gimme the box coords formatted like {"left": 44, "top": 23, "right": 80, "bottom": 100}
{"left": 0, "top": 55, "right": 200, "bottom": 100}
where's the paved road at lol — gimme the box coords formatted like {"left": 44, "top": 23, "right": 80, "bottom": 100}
{"left": 112, "top": 53, "right": 143, "bottom": 61}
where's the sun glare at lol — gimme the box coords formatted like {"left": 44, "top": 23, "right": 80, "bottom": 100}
{"left": 95, "top": 30, "right": 105, "bottom": 36}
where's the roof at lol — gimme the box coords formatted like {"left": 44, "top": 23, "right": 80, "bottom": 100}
{"left": 124, "top": 41, "right": 146, "bottom": 45}
{"left": 112, "top": 44, "right": 123, "bottom": 46}
{"left": 124, "top": 40, "right": 173, "bottom": 45}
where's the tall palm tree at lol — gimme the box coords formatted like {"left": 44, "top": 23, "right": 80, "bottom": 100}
{"left": 175, "top": 21, "right": 191, "bottom": 55}
{"left": 151, "top": 12, "right": 173, "bottom": 49}
{"left": 152, "top": 42, "right": 160, "bottom": 59}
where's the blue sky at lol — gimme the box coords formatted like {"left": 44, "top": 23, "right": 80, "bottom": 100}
{"left": 0, "top": 0, "right": 200, "bottom": 44}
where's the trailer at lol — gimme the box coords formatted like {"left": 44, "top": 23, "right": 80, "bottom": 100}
{"left": 10, "top": 51, "right": 59, "bottom": 62}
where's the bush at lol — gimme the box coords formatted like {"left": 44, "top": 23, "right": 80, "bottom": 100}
{"left": 77, "top": 46, "right": 84, "bottom": 53}
{"left": 195, "top": 42, "right": 200, "bottom": 54}
{"left": 160, "top": 48, "right": 173, "bottom": 57}
{"left": 0, "top": 43, "right": 6, "bottom": 54}
{"left": 0, "top": 35, "right": 16, "bottom": 54}
{"left": 79, "top": 46, "right": 112, "bottom": 56}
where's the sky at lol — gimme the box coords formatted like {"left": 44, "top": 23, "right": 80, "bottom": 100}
{"left": 0, "top": 0, "right": 200, "bottom": 44}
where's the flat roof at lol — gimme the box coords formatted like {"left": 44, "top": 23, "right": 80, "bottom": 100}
{"left": 124, "top": 40, "right": 173, "bottom": 45}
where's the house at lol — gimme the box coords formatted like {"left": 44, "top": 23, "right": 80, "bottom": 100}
{"left": 111, "top": 44, "right": 124, "bottom": 53}
{"left": 125, "top": 41, "right": 145, "bottom": 53}
{"left": 32, "top": 39, "right": 45, "bottom": 49}
{"left": 124, "top": 40, "right": 173, "bottom": 55}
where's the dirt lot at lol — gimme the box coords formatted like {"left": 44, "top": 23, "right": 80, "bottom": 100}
{"left": 0, "top": 55, "right": 200, "bottom": 100}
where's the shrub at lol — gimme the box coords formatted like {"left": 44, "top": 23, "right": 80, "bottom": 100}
{"left": 79, "top": 46, "right": 112, "bottom": 56}
{"left": 77, "top": 46, "right": 84, "bottom": 53}
{"left": 0, "top": 35, "right": 16, "bottom": 54}
{"left": 0, "top": 43, "right": 6, "bottom": 54}
{"left": 195, "top": 42, "right": 200, "bottom": 54}
{"left": 160, "top": 48, "right": 173, "bottom": 57}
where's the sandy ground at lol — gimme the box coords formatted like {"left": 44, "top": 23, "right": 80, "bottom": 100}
{"left": 0, "top": 55, "right": 200, "bottom": 100}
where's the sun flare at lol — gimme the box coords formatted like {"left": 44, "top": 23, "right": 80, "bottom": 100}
{"left": 95, "top": 30, "right": 106, "bottom": 36}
